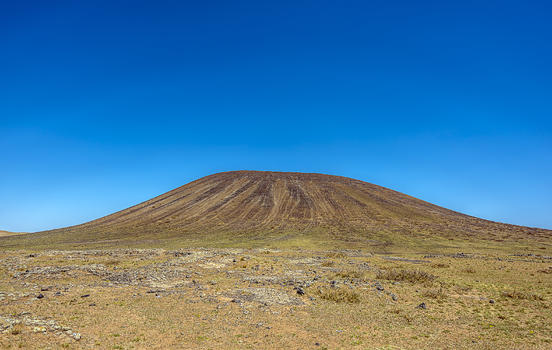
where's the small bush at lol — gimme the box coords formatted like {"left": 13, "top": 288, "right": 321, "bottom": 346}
{"left": 316, "top": 287, "right": 361, "bottom": 303}
{"left": 376, "top": 269, "right": 436, "bottom": 283}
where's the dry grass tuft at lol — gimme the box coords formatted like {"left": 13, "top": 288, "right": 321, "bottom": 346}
{"left": 316, "top": 287, "right": 361, "bottom": 303}
{"left": 104, "top": 259, "right": 121, "bottom": 266}
{"left": 501, "top": 290, "right": 545, "bottom": 301}
{"left": 325, "top": 252, "right": 347, "bottom": 258}
{"left": 11, "top": 324, "right": 23, "bottom": 335}
{"left": 422, "top": 287, "right": 447, "bottom": 299}
{"left": 376, "top": 269, "right": 436, "bottom": 283}
{"left": 334, "top": 269, "right": 366, "bottom": 280}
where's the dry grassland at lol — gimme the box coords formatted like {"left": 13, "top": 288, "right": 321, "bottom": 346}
{"left": 0, "top": 247, "right": 551, "bottom": 349}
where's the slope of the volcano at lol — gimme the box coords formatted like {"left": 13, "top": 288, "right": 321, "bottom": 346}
{"left": 3, "top": 171, "right": 550, "bottom": 249}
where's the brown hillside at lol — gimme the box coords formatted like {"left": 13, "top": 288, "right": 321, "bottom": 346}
{"left": 0, "top": 230, "right": 26, "bottom": 237}
{"left": 2, "top": 171, "right": 550, "bottom": 249}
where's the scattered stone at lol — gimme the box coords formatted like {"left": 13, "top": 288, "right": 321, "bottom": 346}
{"left": 80, "top": 294, "right": 90, "bottom": 298}
{"left": 0, "top": 314, "right": 78, "bottom": 339}
{"left": 40, "top": 287, "right": 49, "bottom": 291}
{"left": 295, "top": 287, "right": 305, "bottom": 295}
{"left": 489, "top": 299, "right": 495, "bottom": 304}
{"left": 36, "top": 293, "right": 44, "bottom": 299}
{"left": 416, "top": 302, "right": 427, "bottom": 309}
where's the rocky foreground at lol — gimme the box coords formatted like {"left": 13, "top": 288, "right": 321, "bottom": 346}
{"left": 0, "top": 248, "right": 551, "bottom": 349}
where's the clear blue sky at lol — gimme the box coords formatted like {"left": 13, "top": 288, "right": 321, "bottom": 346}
{"left": 1, "top": 1, "right": 551, "bottom": 232}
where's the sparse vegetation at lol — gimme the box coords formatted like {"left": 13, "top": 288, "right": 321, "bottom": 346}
{"left": 376, "top": 269, "right": 436, "bottom": 284}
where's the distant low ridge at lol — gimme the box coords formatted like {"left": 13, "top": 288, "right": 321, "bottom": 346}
{"left": 2, "top": 171, "right": 550, "bottom": 249}
{"left": 0, "top": 230, "right": 26, "bottom": 237}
